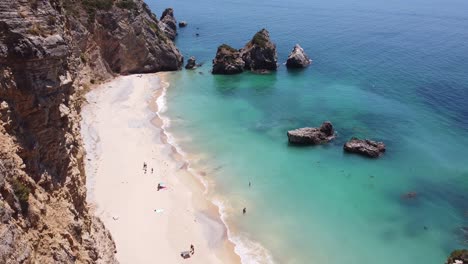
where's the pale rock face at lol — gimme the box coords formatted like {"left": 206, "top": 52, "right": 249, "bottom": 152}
{"left": 287, "top": 121, "right": 335, "bottom": 145}
{"left": 343, "top": 138, "right": 386, "bottom": 158}
{"left": 286, "top": 44, "right": 311, "bottom": 69}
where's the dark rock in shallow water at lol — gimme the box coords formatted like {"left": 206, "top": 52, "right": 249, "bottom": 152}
{"left": 287, "top": 121, "right": 335, "bottom": 145}
{"left": 343, "top": 138, "right": 386, "bottom": 158}
{"left": 446, "top": 250, "right": 468, "bottom": 264}
{"left": 286, "top": 44, "right": 311, "bottom": 69}
{"left": 402, "top": 192, "right": 418, "bottom": 199}
{"left": 159, "top": 8, "right": 177, "bottom": 40}
{"left": 179, "top": 21, "right": 188, "bottom": 27}
{"left": 185, "top": 56, "right": 197, "bottom": 69}
{"left": 212, "top": 44, "right": 245, "bottom": 74}
{"left": 240, "top": 29, "right": 278, "bottom": 71}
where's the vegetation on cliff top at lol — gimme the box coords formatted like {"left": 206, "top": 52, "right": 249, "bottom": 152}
{"left": 251, "top": 29, "right": 269, "bottom": 47}
{"left": 116, "top": 0, "right": 137, "bottom": 10}
{"left": 218, "top": 44, "right": 238, "bottom": 53}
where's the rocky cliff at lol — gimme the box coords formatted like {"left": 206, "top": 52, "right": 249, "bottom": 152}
{"left": 240, "top": 29, "right": 277, "bottom": 71}
{"left": 158, "top": 8, "right": 177, "bottom": 41}
{"left": 212, "top": 44, "right": 245, "bottom": 74}
{"left": 0, "top": 0, "right": 182, "bottom": 263}
{"left": 212, "top": 29, "right": 277, "bottom": 74}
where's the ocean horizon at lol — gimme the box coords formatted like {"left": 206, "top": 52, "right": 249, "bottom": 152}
{"left": 149, "top": 0, "right": 468, "bottom": 263}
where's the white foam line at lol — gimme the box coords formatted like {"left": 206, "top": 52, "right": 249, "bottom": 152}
{"left": 155, "top": 75, "right": 276, "bottom": 264}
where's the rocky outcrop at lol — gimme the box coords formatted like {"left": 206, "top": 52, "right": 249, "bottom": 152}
{"left": 158, "top": 8, "right": 177, "bottom": 40}
{"left": 446, "top": 250, "right": 468, "bottom": 264}
{"left": 287, "top": 121, "right": 335, "bottom": 145}
{"left": 179, "top": 21, "right": 188, "bottom": 27}
{"left": 0, "top": 0, "right": 182, "bottom": 262}
{"left": 94, "top": 4, "right": 183, "bottom": 73}
{"left": 240, "top": 29, "right": 278, "bottom": 71}
{"left": 212, "top": 44, "right": 245, "bottom": 75}
{"left": 343, "top": 138, "right": 386, "bottom": 158}
{"left": 185, "top": 56, "right": 197, "bottom": 69}
{"left": 286, "top": 44, "right": 311, "bottom": 69}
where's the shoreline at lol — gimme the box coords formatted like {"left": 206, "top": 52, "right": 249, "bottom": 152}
{"left": 152, "top": 72, "right": 241, "bottom": 262}
{"left": 153, "top": 73, "right": 276, "bottom": 264}
{"left": 81, "top": 73, "right": 240, "bottom": 263}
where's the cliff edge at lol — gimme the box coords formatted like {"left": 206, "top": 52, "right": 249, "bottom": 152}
{"left": 0, "top": 0, "right": 182, "bottom": 263}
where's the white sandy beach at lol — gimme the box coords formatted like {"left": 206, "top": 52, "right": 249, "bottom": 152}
{"left": 81, "top": 74, "right": 240, "bottom": 264}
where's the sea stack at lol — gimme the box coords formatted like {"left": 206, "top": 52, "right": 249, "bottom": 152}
{"left": 185, "top": 56, "right": 197, "bottom": 69}
{"left": 212, "top": 44, "right": 245, "bottom": 74}
{"left": 286, "top": 44, "right": 311, "bottom": 68}
{"left": 287, "top": 121, "right": 335, "bottom": 145}
{"left": 343, "top": 138, "right": 386, "bottom": 158}
{"left": 179, "top": 21, "right": 188, "bottom": 27}
{"left": 159, "top": 8, "right": 177, "bottom": 40}
{"left": 240, "top": 29, "right": 278, "bottom": 72}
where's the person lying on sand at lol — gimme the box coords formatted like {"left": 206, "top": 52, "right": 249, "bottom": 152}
{"left": 157, "top": 183, "right": 166, "bottom": 191}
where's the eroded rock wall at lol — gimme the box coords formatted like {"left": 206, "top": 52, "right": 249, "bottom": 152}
{"left": 0, "top": 0, "right": 182, "bottom": 262}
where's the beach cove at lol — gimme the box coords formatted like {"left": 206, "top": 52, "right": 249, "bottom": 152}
{"left": 80, "top": 74, "right": 239, "bottom": 263}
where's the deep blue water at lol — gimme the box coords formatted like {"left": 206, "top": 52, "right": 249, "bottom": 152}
{"left": 148, "top": 0, "right": 468, "bottom": 263}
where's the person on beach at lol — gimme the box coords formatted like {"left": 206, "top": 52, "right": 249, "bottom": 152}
{"left": 151, "top": 168, "right": 154, "bottom": 174}
{"left": 190, "top": 244, "right": 194, "bottom": 255}
{"left": 157, "top": 183, "right": 161, "bottom": 191}
{"left": 243, "top": 207, "right": 246, "bottom": 215}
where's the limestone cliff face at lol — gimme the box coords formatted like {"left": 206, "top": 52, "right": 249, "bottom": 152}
{"left": 0, "top": 0, "right": 182, "bottom": 263}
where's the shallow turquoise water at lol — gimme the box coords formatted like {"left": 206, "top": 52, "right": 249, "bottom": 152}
{"left": 148, "top": 0, "right": 468, "bottom": 263}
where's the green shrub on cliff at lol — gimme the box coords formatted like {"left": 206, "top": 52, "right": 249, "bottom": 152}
{"left": 251, "top": 31, "right": 268, "bottom": 47}
{"left": 116, "top": 0, "right": 137, "bottom": 10}
{"left": 82, "top": 0, "right": 114, "bottom": 23}
{"left": 82, "top": 0, "right": 114, "bottom": 11}
{"left": 12, "top": 179, "right": 31, "bottom": 213}
{"left": 219, "top": 44, "right": 237, "bottom": 53}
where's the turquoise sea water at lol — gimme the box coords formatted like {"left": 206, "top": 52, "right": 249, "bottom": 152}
{"left": 148, "top": 0, "right": 468, "bottom": 263}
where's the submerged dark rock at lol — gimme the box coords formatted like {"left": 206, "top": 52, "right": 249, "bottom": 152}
{"left": 185, "top": 56, "right": 197, "bottom": 69}
{"left": 402, "top": 192, "right": 418, "bottom": 199}
{"left": 159, "top": 8, "right": 177, "bottom": 40}
{"left": 212, "top": 44, "right": 245, "bottom": 74}
{"left": 287, "top": 121, "right": 335, "bottom": 145}
{"left": 343, "top": 138, "right": 386, "bottom": 158}
{"left": 286, "top": 44, "right": 311, "bottom": 69}
{"left": 240, "top": 29, "right": 278, "bottom": 71}
{"left": 446, "top": 250, "right": 468, "bottom": 264}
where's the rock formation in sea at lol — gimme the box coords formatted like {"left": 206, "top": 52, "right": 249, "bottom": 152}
{"left": 240, "top": 28, "right": 278, "bottom": 71}
{"left": 159, "top": 8, "right": 178, "bottom": 40}
{"left": 287, "top": 121, "right": 335, "bottom": 145}
{"left": 343, "top": 138, "right": 386, "bottom": 158}
{"left": 446, "top": 250, "right": 468, "bottom": 264}
{"left": 185, "top": 56, "right": 197, "bottom": 69}
{"left": 286, "top": 44, "right": 311, "bottom": 68}
{"left": 179, "top": 21, "right": 188, "bottom": 27}
{"left": 212, "top": 44, "right": 245, "bottom": 74}
{"left": 0, "top": 0, "right": 181, "bottom": 262}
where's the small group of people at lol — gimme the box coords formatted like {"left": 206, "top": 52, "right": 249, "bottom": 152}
{"left": 143, "top": 162, "right": 154, "bottom": 174}
{"left": 190, "top": 244, "right": 195, "bottom": 255}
